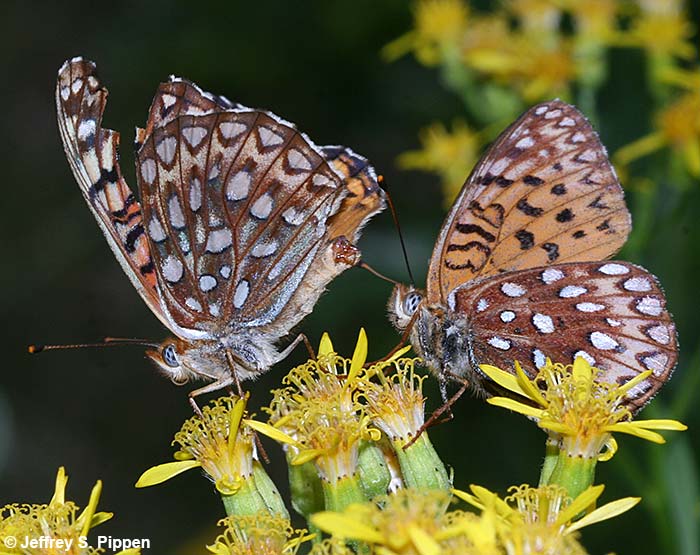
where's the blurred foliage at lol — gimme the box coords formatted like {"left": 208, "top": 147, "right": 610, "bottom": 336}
{"left": 1, "top": 0, "right": 698, "bottom": 554}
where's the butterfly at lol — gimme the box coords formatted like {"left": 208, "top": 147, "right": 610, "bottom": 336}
{"left": 387, "top": 100, "right": 677, "bottom": 411}
{"left": 55, "top": 57, "right": 385, "bottom": 401}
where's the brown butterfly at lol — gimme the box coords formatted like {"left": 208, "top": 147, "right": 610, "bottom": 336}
{"left": 55, "top": 57, "right": 385, "bottom": 402}
{"left": 388, "top": 100, "right": 677, "bottom": 411}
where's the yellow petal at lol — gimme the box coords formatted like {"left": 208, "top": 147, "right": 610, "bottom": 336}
{"left": 606, "top": 422, "right": 666, "bottom": 443}
{"left": 349, "top": 328, "right": 369, "bottom": 381}
{"left": 630, "top": 419, "right": 687, "bottom": 431}
{"left": 386, "top": 344, "right": 414, "bottom": 363}
{"left": 598, "top": 436, "right": 618, "bottom": 462}
{"left": 479, "top": 364, "right": 527, "bottom": 397}
{"left": 538, "top": 420, "right": 575, "bottom": 435}
{"left": 244, "top": 418, "right": 301, "bottom": 447}
{"left": 514, "top": 361, "right": 547, "bottom": 407}
{"left": 556, "top": 485, "right": 604, "bottom": 525}
{"left": 228, "top": 396, "right": 247, "bottom": 453}
{"left": 318, "top": 332, "right": 334, "bottom": 357}
{"left": 78, "top": 480, "right": 103, "bottom": 536}
{"left": 135, "top": 460, "right": 202, "bottom": 488}
{"left": 89, "top": 511, "right": 114, "bottom": 528}
{"left": 291, "top": 448, "right": 325, "bottom": 465}
{"left": 50, "top": 466, "right": 68, "bottom": 505}
{"left": 566, "top": 497, "right": 641, "bottom": 534}
{"left": 311, "top": 511, "right": 384, "bottom": 543}
{"left": 618, "top": 370, "right": 652, "bottom": 394}
{"left": 487, "top": 397, "right": 545, "bottom": 418}
{"left": 408, "top": 525, "right": 441, "bottom": 555}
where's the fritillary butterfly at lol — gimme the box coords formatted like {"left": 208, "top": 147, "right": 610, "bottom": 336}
{"left": 388, "top": 100, "right": 677, "bottom": 410}
{"left": 56, "top": 57, "right": 385, "bottom": 400}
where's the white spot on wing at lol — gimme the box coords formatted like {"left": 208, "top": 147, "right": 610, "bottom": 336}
{"left": 206, "top": 229, "right": 233, "bottom": 253}
{"left": 500, "top": 310, "right": 515, "bottom": 323}
{"left": 199, "top": 274, "right": 217, "bottom": 292}
{"left": 251, "top": 240, "right": 279, "bottom": 258}
{"left": 189, "top": 178, "right": 202, "bottom": 211}
{"left": 220, "top": 265, "right": 231, "bottom": 279}
{"left": 576, "top": 302, "right": 605, "bottom": 312}
{"left": 647, "top": 325, "right": 670, "bottom": 345}
{"left": 141, "top": 159, "right": 156, "bottom": 184}
{"left": 476, "top": 298, "right": 489, "bottom": 312}
{"left": 641, "top": 352, "right": 668, "bottom": 374}
{"left": 71, "top": 78, "right": 83, "bottom": 94}
{"left": 312, "top": 174, "right": 332, "bottom": 187}
{"left": 501, "top": 282, "right": 526, "bottom": 297}
{"left": 233, "top": 279, "right": 250, "bottom": 309}
{"left": 515, "top": 136, "right": 535, "bottom": 149}
{"left": 250, "top": 193, "right": 274, "bottom": 219}
{"left": 185, "top": 297, "right": 202, "bottom": 312}
{"left": 156, "top": 136, "right": 177, "bottom": 164}
{"left": 162, "top": 256, "right": 183, "bottom": 282}
{"left": 533, "top": 349, "right": 546, "bottom": 369}
{"left": 574, "top": 350, "right": 596, "bottom": 365}
{"left": 282, "top": 207, "right": 304, "bottom": 226}
{"left": 220, "top": 121, "right": 247, "bottom": 139}
{"left": 148, "top": 218, "right": 167, "bottom": 242}
{"left": 623, "top": 277, "right": 652, "bottom": 292}
{"left": 559, "top": 117, "right": 575, "bottom": 127}
{"left": 606, "top": 318, "right": 622, "bottom": 327}
{"left": 559, "top": 285, "right": 587, "bottom": 298}
{"left": 541, "top": 268, "right": 564, "bottom": 284}
{"left": 544, "top": 109, "right": 562, "bottom": 119}
{"left": 258, "top": 126, "right": 284, "bottom": 147}
{"left": 226, "top": 171, "right": 251, "bottom": 201}
{"left": 287, "top": 149, "right": 312, "bottom": 171}
{"left": 182, "top": 126, "right": 208, "bottom": 148}
{"left": 168, "top": 196, "right": 186, "bottom": 229}
{"left": 488, "top": 337, "right": 511, "bottom": 351}
{"left": 535, "top": 106, "right": 548, "bottom": 115}
{"left": 590, "top": 331, "right": 619, "bottom": 350}
{"left": 532, "top": 313, "right": 554, "bottom": 334}
{"left": 599, "top": 263, "right": 629, "bottom": 275}
{"left": 78, "top": 119, "right": 96, "bottom": 140}
{"left": 636, "top": 296, "right": 662, "bottom": 316}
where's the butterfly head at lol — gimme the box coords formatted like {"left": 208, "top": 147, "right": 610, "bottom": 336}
{"left": 146, "top": 338, "right": 203, "bottom": 385}
{"left": 387, "top": 284, "right": 425, "bottom": 331}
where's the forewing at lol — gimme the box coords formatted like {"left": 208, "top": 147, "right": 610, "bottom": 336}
{"left": 137, "top": 109, "right": 359, "bottom": 334}
{"left": 454, "top": 261, "right": 677, "bottom": 410}
{"left": 427, "top": 100, "right": 631, "bottom": 304}
{"left": 56, "top": 58, "right": 169, "bottom": 328}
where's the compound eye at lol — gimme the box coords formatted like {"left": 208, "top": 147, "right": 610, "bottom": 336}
{"left": 404, "top": 291, "right": 422, "bottom": 315}
{"left": 162, "top": 344, "right": 179, "bottom": 368}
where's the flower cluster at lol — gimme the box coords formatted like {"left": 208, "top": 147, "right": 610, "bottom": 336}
{"left": 387, "top": 0, "right": 700, "bottom": 204}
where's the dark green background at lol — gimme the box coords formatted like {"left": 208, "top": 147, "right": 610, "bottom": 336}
{"left": 2, "top": 1, "right": 698, "bottom": 553}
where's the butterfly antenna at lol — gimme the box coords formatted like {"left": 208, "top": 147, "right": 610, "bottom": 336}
{"left": 28, "top": 338, "right": 159, "bottom": 353}
{"left": 358, "top": 261, "right": 398, "bottom": 285}
{"left": 379, "top": 176, "right": 416, "bottom": 286}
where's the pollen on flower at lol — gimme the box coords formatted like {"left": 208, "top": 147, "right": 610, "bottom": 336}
{"left": 173, "top": 396, "right": 255, "bottom": 494}
{"left": 265, "top": 345, "right": 379, "bottom": 483}
{"left": 482, "top": 356, "right": 686, "bottom": 460}
{"left": 207, "top": 513, "right": 310, "bottom": 555}
{"left": 360, "top": 358, "right": 427, "bottom": 442}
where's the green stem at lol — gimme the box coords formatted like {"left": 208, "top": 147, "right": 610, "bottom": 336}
{"left": 393, "top": 434, "right": 450, "bottom": 490}
{"left": 539, "top": 440, "right": 560, "bottom": 486}
{"left": 545, "top": 453, "right": 597, "bottom": 499}
{"left": 322, "top": 474, "right": 366, "bottom": 512}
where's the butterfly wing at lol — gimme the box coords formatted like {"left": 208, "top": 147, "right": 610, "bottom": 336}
{"left": 56, "top": 58, "right": 172, "bottom": 329}
{"left": 136, "top": 108, "right": 384, "bottom": 337}
{"left": 452, "top": 261, "right": 677, "bottom": 409}
{"left": 427, "top": 100, "right": 631, "bottom": 304}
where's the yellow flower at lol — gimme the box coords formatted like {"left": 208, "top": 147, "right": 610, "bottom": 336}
{"left": 454, "top": 483, "right": 640, "bottom": 555}
{"left": 625, "top": 0, "right": 696, "bottom": 59}
{"left": 312, "top": 489, "right": 452, "bottom": 554}
{"left": 383, "top": 0, "right": 470, "bottom": 65}
{"left": 207, "top": 513, "right": 312, "bottom": 555}
{"left": 263, "top": 330, "right": 380, "bottom": 485}
{"left": 481, "top": 357, "right": 687, "bottom": 461}
{"left": 0, "top": 467, "right": 134, "bottom": 555}
{"left": 615, "top": 68, "right": 700, "bottom": 177}
{"left": 135, "top": 395, "right": 288, "bottom": 517}
{"left": 397, "top": 120, "right": 481, "bottom": 206}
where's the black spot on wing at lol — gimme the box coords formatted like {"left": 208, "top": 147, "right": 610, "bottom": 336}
{"left": 515, "top": 230, "right": 535, "bottom": 250}
{"left": 541, "top": 242, "right": 559, "bottom": 261}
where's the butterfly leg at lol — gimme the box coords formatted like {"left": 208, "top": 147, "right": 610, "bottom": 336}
{"left": 274, "top": 333, "right": 315, "bottom": 363}
{"left": 188, "top": 376, "right": 236, "bottom": 415}
{"left": 402, "top": 373, "right": 470, "bottom": 449}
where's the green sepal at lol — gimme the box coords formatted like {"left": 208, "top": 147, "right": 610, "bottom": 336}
{"left": 357, "top": 440, "right": 391, "bottom": 500}
{"left": 393, "top": 433, "right": 450, "bottom": 491}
